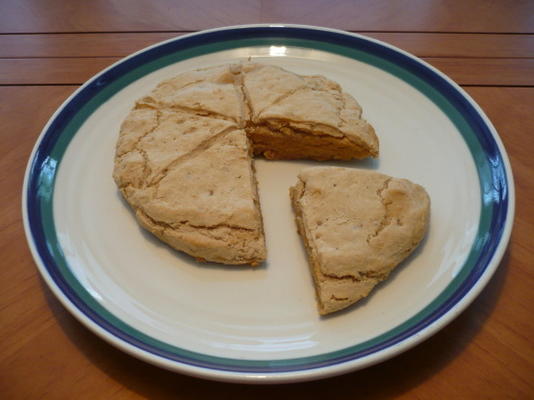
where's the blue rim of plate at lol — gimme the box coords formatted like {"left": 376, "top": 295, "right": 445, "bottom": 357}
{"left": 25, "top": 25, "right": 510, "bottom": 374}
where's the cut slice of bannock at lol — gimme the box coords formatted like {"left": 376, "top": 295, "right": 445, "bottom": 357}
{"left": 290, "top": 167, "right": 430, "bottom": 315}
{"left": 241, "top": 63, "right": 378, "bottom": 160}
{"left": 113, "top": 107, "right": 266, "bottom": 265}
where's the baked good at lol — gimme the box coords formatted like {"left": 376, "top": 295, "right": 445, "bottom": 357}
{"left": 113, "top": 112, "right": 265, "bottom": 265}
{"left": 242, "top": 63, "right": 378, "bottom": 160}
{"left": 114, "top": 63, "right": 378, "bottom": 265}
{"left": 290, "top": 167, "right": 430, "bottom": 314}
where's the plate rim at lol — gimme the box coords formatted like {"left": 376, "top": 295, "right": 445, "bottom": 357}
{"left": 22, "top": 23, "right": 515, "bottom": 383}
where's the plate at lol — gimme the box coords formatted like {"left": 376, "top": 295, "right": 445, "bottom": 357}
{"left": 23, "top": 24, "right": 514, "bottom": 383}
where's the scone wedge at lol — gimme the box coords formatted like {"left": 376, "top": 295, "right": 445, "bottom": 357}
{"left": 290, "top": 167, "right": 430, "bottom": 315}
{"left": 242, "top": 63, "right": 378, "bottom": 160}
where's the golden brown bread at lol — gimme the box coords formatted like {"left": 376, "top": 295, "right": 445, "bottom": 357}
{"left": 113, "top": 62, "right": 379, "bottom": 265}
{"left": 290, "top": 167, "right": 430, "bottom": 315}
{"left": 113, "top": 65, "right": 266, "bottom": 265}
{"left": 242, "top": 63, "right": 378, "bottom": 160}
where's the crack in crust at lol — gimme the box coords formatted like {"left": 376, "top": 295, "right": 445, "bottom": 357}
{"left": 121, "top": 108, "right": 161, "bottom": 187}
{"left": 148, "top": 126, "right": 237, "bottom": 190}
{"left": 159, "top": 78, "right": 205, "bottom": 92}
{"left": 255, "top": 85, "right": 307, "bottom": 118}
{"left": 322, "top": 270, "right": 387, "bottom": 283}
{"left": 138, "top": 209, "right": 257, "bottom": 233}
{"left": 330, "top": 295, "right": 349, "bottom": 301}
{"left": 135, "top": 102, "right": 237, "bottom": 123}
{"left": 366, "top": 177, "right": 393, "bottom": 244}
{"left": 136, "top": 208, "right": 264, "bottom": 266}
{"left": 338, "top": 92, "right": 348, "bottom": 129}
{"left": 132, "top": 109, "right": 161, "bottom": 155}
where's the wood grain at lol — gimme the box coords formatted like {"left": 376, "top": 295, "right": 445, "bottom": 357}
{"left": 1, "top": 86, "right": 532, "bottom": 398}
{"left": 2, "top": 56, "right": 533, "bottom": 86}
{"left": 0, "top": 86, "right": 78, "bottom": 368}
{"left": 1, "top": 32, "right": 533, "bottom": 58}
{"left": 1, "top": 0, "right": 533, "bottom": 33}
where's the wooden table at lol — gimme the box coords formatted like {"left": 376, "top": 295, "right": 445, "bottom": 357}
{"left": 1, "top": 1, "right": 533, "bottom": 398}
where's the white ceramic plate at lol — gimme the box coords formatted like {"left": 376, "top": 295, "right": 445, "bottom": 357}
{"left": 23, "top": 25, "right": 514, "bottom": 383}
